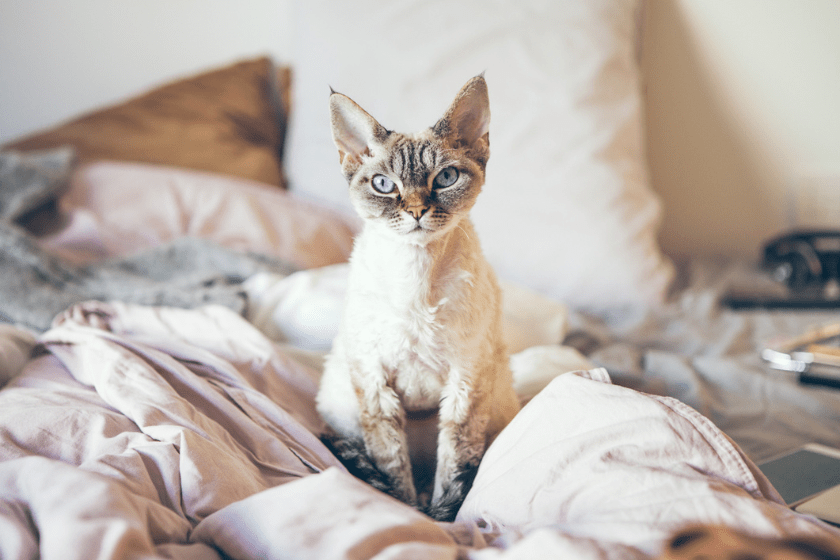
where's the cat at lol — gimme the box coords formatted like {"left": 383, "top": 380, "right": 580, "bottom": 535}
{"left": 316, "top": 75, "right": 520, "bottom": 522}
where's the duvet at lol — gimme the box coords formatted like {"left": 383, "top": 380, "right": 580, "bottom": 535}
{"left": 2, "top": 299, "right": 838, "bottom": 560}
{"left": 2, "top": 159, "right": 840, "bottom": 559}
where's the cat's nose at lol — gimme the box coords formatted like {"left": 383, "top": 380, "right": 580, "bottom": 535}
{"left": 405, "top": 206, "right": 429, "bottom": 220}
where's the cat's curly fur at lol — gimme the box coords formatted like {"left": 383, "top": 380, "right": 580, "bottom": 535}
{"left": 316, "top": 76, "right": 519, "bottom": 521}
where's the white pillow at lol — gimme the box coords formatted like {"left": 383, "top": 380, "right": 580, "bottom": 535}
{"left": 286, "top": 0, "right": 673, "bottom": 315}
{"left": 42, "top": 161, "right": 359, "bottom": 269}
{"left": 243, "top": 265, "right": 569, "bottom": 354}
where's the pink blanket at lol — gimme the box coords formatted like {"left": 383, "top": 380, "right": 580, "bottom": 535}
{"left": 2, "top": 301, "right": 838, "bottom": 559}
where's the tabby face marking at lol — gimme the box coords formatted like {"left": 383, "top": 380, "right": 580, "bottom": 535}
{"left": 349, "top": 132, "right": 483, "bottom": 244}
{"left": 329, "top": 80, "right": 490, "bottom": 246}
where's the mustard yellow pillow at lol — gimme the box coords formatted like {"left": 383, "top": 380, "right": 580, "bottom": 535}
{"left": 4, "top": 57, "right": 289, "bottom": 188}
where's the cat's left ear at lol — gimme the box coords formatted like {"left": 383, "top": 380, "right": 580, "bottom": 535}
{"left": 434, "top": 75, "right": 490, "bottom": 151}
{"left": 330, "top": 92, "right": 389, "bottom": 174}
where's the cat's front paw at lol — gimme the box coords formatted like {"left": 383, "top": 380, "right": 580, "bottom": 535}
{"left": 425, "top": 462, "right": 479, "bottom": 522}
{"left": 320, "top": 432, "right": 416, "bottom": 506}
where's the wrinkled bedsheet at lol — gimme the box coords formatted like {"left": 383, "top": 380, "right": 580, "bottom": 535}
{"left": 2, "top": 299, "right": 840, "bottom": 559}
{"left": 583, "top": 259, "right": 840, "bottom": 464}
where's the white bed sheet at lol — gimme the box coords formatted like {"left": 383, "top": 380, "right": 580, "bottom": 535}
{"left": 584, "top": 259, "right": 840, "bottom": 464}
{"left": 2, "top": 300, "right": 840, "bottom": 559}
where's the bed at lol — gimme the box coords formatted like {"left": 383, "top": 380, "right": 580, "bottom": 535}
{"left": 3, "top": 2, "right": 840, "bottom": 559}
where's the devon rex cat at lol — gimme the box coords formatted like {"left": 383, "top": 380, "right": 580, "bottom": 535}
{"left": 316, "top": 75, "right": 520, "bottom": 522}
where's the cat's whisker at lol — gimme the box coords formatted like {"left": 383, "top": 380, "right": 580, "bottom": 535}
{"left": 455, "top": 223, "right": 472, "bottom": 241}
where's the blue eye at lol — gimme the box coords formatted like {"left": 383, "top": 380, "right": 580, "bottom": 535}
{"left": 372, "top": 174, "right": 396, "bottom": 194}
{"left": 433, "top": 167, "right": 459, "bottom": 188}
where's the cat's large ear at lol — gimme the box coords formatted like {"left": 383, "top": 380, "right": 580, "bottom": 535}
{"left": 433, "top": 75, "right": 490, "bottom": 153}
{"left": 330, "top": 92, "right": 389, "bottom": 176}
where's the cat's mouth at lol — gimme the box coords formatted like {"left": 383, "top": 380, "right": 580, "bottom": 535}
{"left": 407, "top": 213, "right": 456, "bottom": 237}
{"left": 394, "top": 212, "right": 452, "bottom": 242}
{"left": 397, "top": 221, "right": 437, "bottom": 244}
{"left": 406, "top": 224, "right": 429, "bottom": 237}
{"left": 400, "top": 215, "right": 429, "bottom": 233}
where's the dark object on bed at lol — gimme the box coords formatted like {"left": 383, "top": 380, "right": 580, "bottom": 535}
{"left": 757, "top": 444, "right": 840, "bottom": 508}
{"left": 722, "top": 230, "right": 840, "bottom": 310}
{"left": 723, "top": 289, "right": 840, "bottom": 310}
{"left": 763, "top": 230, "right": 840, "bottom": 290}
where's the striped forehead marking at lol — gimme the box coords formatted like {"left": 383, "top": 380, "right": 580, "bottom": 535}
{"left": 389, "top": 138, "right": 440, "bottom": 185}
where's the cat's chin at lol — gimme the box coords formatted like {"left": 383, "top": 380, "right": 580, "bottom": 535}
{"left": 403, "top": 229, "right": 437, "bottom": 247}
{"left": 399, "top": 222, "right": 460, "bottom": 247}
{"left": 364, "top": 214, "right": 462, "bottom": 247}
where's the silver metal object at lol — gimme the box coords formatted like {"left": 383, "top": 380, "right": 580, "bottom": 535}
{"left": 763, "top": 323, "right": 840, "bottom": 384}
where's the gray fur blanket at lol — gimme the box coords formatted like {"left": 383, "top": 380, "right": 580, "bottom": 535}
{"left": 0, "top": 148, "right": 295, "bottom": 331}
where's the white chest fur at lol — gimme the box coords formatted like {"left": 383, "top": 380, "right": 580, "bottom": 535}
{"left": 339, "top": 220, "right": 496, "bottom": 411}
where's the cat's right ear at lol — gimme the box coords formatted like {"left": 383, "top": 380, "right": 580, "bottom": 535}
{"left": 330, "top": 93, "right": 389, "bottom": 176}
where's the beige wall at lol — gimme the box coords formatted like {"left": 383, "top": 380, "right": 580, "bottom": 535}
{"left": 0, "top": 0, "right": 293, "bottom": 143}
{"left": 3, "top": 0, "right": 839, "bottom": 261}
{"left": 642, "top": 0, "right": 840, "bottom": 260}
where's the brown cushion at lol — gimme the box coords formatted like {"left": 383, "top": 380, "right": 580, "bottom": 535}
{"left": 3, "top": 57, "right": 289, "bottom": 187}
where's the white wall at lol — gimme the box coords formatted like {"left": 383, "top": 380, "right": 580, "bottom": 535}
{"left": 643, "top": 0, "right": 840, "bottom": 259}
{"left": 2, "top": 0, "right": 839, "bottom": 259}
{"left": 0, "top": 0, "right": 293, "bottom": 142}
